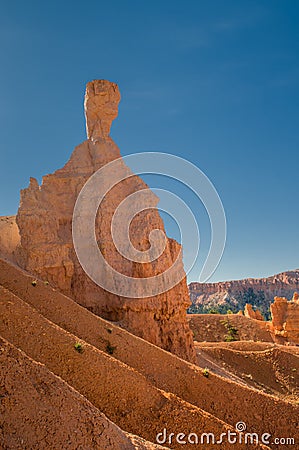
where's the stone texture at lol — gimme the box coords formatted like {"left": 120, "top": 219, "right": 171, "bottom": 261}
{"left": 0, "top": 216, "right": 20, "bottom": 263}
{"left": 189, "top": 270, "right": 299, "bottom": 311}
{"left": 15, "top": 80, "right": 196, "bottom": 363}
{"left": 0, "top": 337, "right": 164, "bottom": 450}
{"left": 269, "top": 294, "right": 299, "bottom": 344}
{"left": 292, "top": 292, "right": 299, "bottom": 302}
{"left": 244, "top": 303, "right": 264, "bottom": 321}
{"left": 85, "top": 80, "right": 121, "bottom": 139}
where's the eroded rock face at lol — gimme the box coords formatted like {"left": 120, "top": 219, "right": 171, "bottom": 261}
{"left": 15, "top": 80, "right": 196, "bottom": 363}
{"left": 244, "top": 304, "right": 264, "bottom": 321}
{"left": 85, "top": 80, "right": 121, "bottom": 140}
{"left": 189, "top": 270, "right": 299, "bottom": 315}
{"left": 269, "top": 294, "right": 299, "bottom": 344}
{"left": 0, "top": 216, "right": 20, "bottom": 263}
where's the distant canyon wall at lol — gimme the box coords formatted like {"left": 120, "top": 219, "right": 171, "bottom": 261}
{"left": 189, "top": 270, "right": 299, "bottom": 317}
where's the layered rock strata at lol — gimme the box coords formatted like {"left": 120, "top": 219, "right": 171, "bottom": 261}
{"left": 269, "top": 293, "right": 299, "bottom": 344}
{"left": 15, "top": 80, "right": 196, "bottom": 363}
{"left": 189, "top": 270, "right": 299, "bottom": 311}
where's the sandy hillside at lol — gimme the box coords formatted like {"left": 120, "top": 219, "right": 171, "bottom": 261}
{"left": 0, "top": 337, "right": 164, "bottom": 450}
{"left": 195, "top": 341, "right": 299, "bottom": 403}
{"left": 188, "top": 313, "right": 273, "bottom": 342}
{"left": 0, "top": 257, "right": 298, "bottom": 448}
{"left": 190, "top": 313, "right": 299, "bottom": 404}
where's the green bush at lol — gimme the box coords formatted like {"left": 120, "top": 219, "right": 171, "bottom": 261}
{"left": 74, "top": 342, "right": 84, "bottom": 353}
{"left": 222, "top": 319, "right": 239, "bottom": 342}
{"left": 203, "top": 368, "right": 210, "bottom": 378}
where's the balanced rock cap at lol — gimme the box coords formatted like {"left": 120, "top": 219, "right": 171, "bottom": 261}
{"left": 84, "top": 80, "right": 121, "bottom": 140}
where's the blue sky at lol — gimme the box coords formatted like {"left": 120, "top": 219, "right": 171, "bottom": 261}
{"left": 1, "top": 1, "right": 298, "bottom": 282}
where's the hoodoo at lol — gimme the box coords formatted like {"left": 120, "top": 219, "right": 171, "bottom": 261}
{"left": 15, "top": 80, "right": 196, "bottom": 363}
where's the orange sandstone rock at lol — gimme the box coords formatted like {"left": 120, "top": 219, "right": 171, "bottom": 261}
{"left": 269, "top": 295, "right": 299, "bottom": 344}
{"left": 0, "top": 216, "right": 20, "bottom": 263}
{"left": 292, "top": 291, "right": 299, "bottom": 303}
{"left": 189, "top": 270, "right": 299, "bottom": 311}
{"left": 15, "top": 80, "right": 196, "bottom": 363}
{"left": 244, "top": 303, "right": 264, "bottom": 321}
{"left": 85, "top": 80, "right": 121, "bottom": 139}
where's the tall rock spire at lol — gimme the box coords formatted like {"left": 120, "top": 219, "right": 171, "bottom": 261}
{"left": 15, "top": 80, "right": 196, "bottom": 363}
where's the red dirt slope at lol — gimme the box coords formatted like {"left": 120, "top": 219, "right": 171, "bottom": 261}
{"left": 0, "top": 258, "right": 297, "bottom": 448}
{"left": 195, "top": 341, "right": 299, "bottom": 404}
{"left": 0, "top": 337, "right": 164, "bottom": 450}
{"left": 188, "top": 313, "right": 273, "bottom": 342}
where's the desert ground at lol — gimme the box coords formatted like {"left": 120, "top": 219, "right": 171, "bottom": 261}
{"left": 0, "top": 255, "right": 298, "bottom": 449}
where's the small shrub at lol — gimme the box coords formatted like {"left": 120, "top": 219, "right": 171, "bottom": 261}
{"left": 106, "top": 328, "right": 113, "bottom": 334}
{"left": 44, "top": 280, "right": 49, "bottom": 286}
{"left": 106, "top": 342, "right": 117, "bottom": 355}
{"left": 222, "top": 319, "right": 239, "bottom": 342}
{"left": 203, "top": 367, "right": 210, "bottom": 378}
{"left": 74, "top": 342, "right": 84, "bottom": 353}
{"left": 31, "top": 280, "right": 37, "bottom": 287}
{"left": 225, "top": 334, "right": 237, "bottom": 342}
